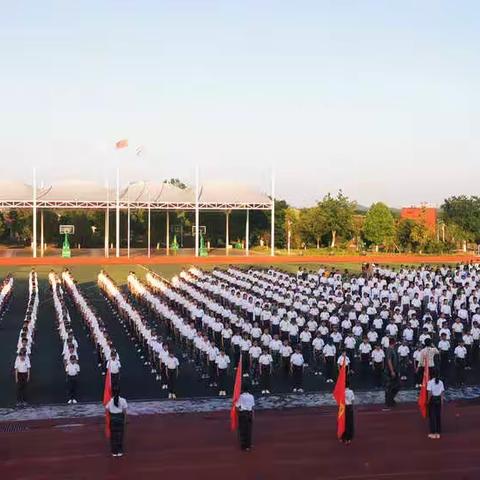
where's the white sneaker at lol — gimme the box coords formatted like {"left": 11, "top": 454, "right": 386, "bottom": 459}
{"left": 72, "top": 399, "right": 77, "bottom": 404}
{"left": 266, "top": 390, "right": 270, "bottom": 394}
{"left": 68, "top": 399, "right": 72, "bottom": 404}
{"left": 293, "top": 388, "right": 297, "bottom": 392}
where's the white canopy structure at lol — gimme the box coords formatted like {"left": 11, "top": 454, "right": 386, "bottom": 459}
{"left": 0, "top": 172, "right": 275, "bottom": 259}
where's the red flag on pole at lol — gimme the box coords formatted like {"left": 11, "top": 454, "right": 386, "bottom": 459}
{"left": 115, "top": 139, "right": 128, "bottom": 149}
{"left": 230, "top": 354, "right": 243, "bottom": 431}
{"left": 333, "top": 362, "right": 347, "bottom": 439}
{"left": 418, "top": 359, "right": 430, "bottom": 418}
{"left": 102, "top": 368, "right": 112, "bottom": 438}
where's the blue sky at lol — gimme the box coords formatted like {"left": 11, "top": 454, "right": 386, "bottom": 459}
{"left": 1, "top": 1, "right": 479, "bottom": 207}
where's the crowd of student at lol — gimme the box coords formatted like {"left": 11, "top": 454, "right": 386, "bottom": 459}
{"left": 139, "top": 263, "right": 480, "bottom": 395}
{"left": 63, "top": 269, "right": 121, "bottom": 386}
{"left": 48, "top": 271, "right": 81, "bottom": 403}
{"left": 13, "top": 269, "right": 39, "bottom": 407}
{"left": 0, "top": 274, "right": 13, "bottom": 318}
{"left": 98, "top": 271, "right": 172, "bottom": 394}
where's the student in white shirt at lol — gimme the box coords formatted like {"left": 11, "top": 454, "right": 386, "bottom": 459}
{"left": 235, "top": 384, "right": 255, "bottom": 451}
{"left": 371, "top": 345, "right": 385, "bottom": 387}
{"left": 105, "top": 388, "right": 128, "bottom": 457}
{"left": 65, "top": 355, "right": 80, "bottom": 404}
{"left": 342, "top": 380, "right": 355, "bottom": 445}
{"left": 427, "top": 373, "right": 445, "bottom": 439}
{"left": 107, "top": 350, "right": 121, "bottom": 390}
{"left": 14, "top": 350, "right": 30, "bottom": 407}
{"left": 166, "top": 351, "right": 180, "bottom": 399}
{"left": 259, "top": 347, "right": 273, "bottom": 394}
{"left": 290, "top": 345, "right": 305, "bottom": 393}
{"left": 216, "top": 350, "right": 230, "bottom": 396}
{"left": 454, "top": 340, "right": 467, "bottom": 386}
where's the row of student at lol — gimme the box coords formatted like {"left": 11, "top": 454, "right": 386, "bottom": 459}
{"left": 62, "top": 269, "right": 122, "bottom": 388}
{"left": 0, "top": 274, "right": 13, "bottom": 318}
{"left": 99, "top": 271, "right": 180, "bottom": 397}
{"left": 14, "top": 269, "right": 39, "bottom": 407}
{"left": 185, "top": 266, "right": 480, "bottom": 368}
{"left": 159, "top": 267, "right": 477, "bottom": 390}
{"left": 210, "top": 264, "right": 480, "bottom": 326}
{"left": 48, "top": 271, "right": 81, "bottom": 404}
{"left": 142, "top": 271, "right": 324, "bottom": 394}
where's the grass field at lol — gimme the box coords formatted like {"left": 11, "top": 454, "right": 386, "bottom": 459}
{"left": 0, "top": 262, "right": 370, "bottom": 286}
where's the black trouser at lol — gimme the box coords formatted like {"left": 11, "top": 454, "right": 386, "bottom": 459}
{"left": 325, "top": 357, "right": 335, "bottom": 381}
{"left": 167, "top": 369, "right": 177, "bottom": 394}
{"left": 260, "top": 366, "right": 271, "bottom": 391}
{"left": 399, "top": 357, "right": 409, "bottom": 378}
{"left": 428, "top": 397, "right": 442, "bottom": 434}
{"left": 292, "top": 365, "right": 303, "bottom": 389}
{"left": 373, "top": 363, "right": 383, "bottom": 387}
{"left": 439, "top": 352, "right": 449, "bottom": 379}
{"left": 67, "top": 375, "right": 78, "bottom": 400}
{"left": 346, "top": 349, "right": 355, "bottom": 371}
{"left": 218, "top": 368, "right": 227, "bottom": 392}
{"left": 342, "top": 405, "right": 354, "bottom": 442}
{"left": 455, "top": 358, "right": 466, "bottom": 385}
{"left": 385, "top": 373, "right": 400, "bottom": 406}
{"left": 110, "top": 413, "right": 125, "bottom": 454}
{"left": 111, "top": 373, "right": 120, "bottom": 390}
{"left": 238, "top": 411, "right": 253, "bottom": 450}
{"left": 314, "top": 350, "right": 322, "bottom": 373}
{"left": 301, "top": 342, "right": 311, "bottom": 365}
{"left": 16, "top": 372, "right": 28, "bottom": 403}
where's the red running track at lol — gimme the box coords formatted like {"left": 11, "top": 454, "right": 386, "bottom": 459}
{"left": 1, "top": 402, "right": 480, "bottom": 480}
{"left": 0, "top": 253, "right": 478, "bottom": 267}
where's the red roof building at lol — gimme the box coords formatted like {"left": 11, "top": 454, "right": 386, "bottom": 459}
{"left": 400, "top": 206, "right": 437, "bottom": 232}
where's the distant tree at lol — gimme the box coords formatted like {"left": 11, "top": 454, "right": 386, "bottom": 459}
{"left": 442, "top": 196, "right": 480, "bottom": 242}
{"left": 396, "top": 218, "right": 416, "bottom": 252}
{"left": 316, "top": 191, "right": 356, "bottom": 248}
{"left": 410, "top": 221, "right": 432, "bottom": 253}
{"left": 284, "top": 207, "right": 301, "bottom": 249}
{"left": 363, "top": 202, "right": 395, "bottom": 252}
{"left": 299, "top": 206, "right": 326, "bottom": 248}
{"left": 164, "top": 178, "right": 188, "bottom": 190}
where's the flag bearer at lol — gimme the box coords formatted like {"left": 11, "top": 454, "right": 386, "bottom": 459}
{"left": 105, "top": 388, "right": 128, "bottom": 457}
{"left": 236, "top": 383, "right": 255, "bottom": 451}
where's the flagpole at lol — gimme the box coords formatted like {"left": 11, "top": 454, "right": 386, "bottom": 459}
{"left": 105, "top": 179, "right": 110, "bottom": 258}
{"left": 270, "top": 169, "right": 275, "bottom": 257}
{"left": 195, "top": 165, "right": 200, "bottom": 257}
{"left": 32, "top": 167, "right": 37, "bottom": 258}
{"left": 116, "top": 167, "right": 120, "bottom": 258}
{"left": 127, "top": 185, "right": 130, "bottom": 258}
{"left": 147, "top": 184, "right": 151, "bottom": 258}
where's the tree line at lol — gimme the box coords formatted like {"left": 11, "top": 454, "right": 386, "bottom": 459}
{"left": 0, "top": 192, "right": 479, "bottom": 253}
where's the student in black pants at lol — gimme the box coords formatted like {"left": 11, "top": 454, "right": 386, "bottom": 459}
{"left": 427, "top": 372, "right": 445, "bottom": 439}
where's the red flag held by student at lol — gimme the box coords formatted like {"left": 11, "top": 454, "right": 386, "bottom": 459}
{"left": 333, "top": 362, "right": 347, "bottom": 439}
{"left": 230, "top": 354, "right": 243, "bottom": 431}
{"left": 418, "top": 360, "right": 429, "bottom": 418}
{"left": 102, "top": 368, "right": 112, "bottom": 438}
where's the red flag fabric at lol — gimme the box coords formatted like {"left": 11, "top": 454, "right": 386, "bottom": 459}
{"left": 333, "top": 362, "right": 347, "bottom": 439}
{"left": 115, "top": 139, "right": 128, "bottom": 149}
{"left": 230, "top": 354, "right": 243, "bottom": 431}
{"left": 102, "top": 368, "right": 112, "bottom": 438}
{"left": 418, "top": 360, "right": 430, "bottom": 418}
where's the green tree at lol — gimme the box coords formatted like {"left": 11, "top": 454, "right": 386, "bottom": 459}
{"left": 284, "top": 207, "right": 301, "bottom": 250}
{"left": 396, "top": 218, "right": 415, "bottom": 252}
{"left": 442, "top": 196, "right": 480, "bottom": 242}
{"left": 363, "top": 202, "right": 395, "bottom": 252}
{"left": 316, "top": 191, "right": 356, "bottom": 248}
{"left": 410, "top": 221, "right": 432, "bottom": 253}
{"left": 299, "top": 206, "right": 326, "bottom": 248}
